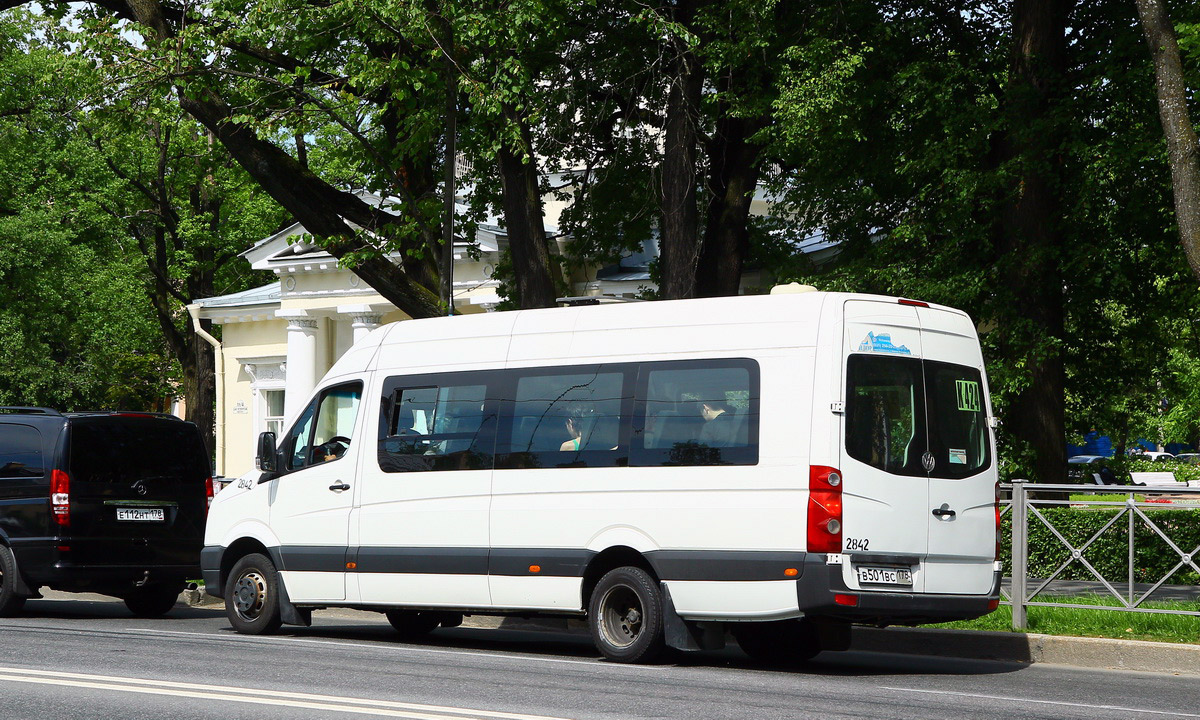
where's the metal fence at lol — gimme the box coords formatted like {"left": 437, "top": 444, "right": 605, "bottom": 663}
{"left": 1003, "top": 480, "right": 1200, "bottom": 628}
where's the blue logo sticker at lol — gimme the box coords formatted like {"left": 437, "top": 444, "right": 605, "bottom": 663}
{"left": 858, "top": 332, "right": 912, "bottom": 355}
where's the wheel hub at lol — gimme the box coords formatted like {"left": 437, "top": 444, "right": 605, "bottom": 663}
{"left": 232, "top": 572, "right": 266, "bottom": 619}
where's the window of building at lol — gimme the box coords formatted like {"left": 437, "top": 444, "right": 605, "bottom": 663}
{"left": 262, "top": 390, "right": 286, "bottom": 438}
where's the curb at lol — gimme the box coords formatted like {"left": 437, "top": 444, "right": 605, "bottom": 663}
{"left": 840, "top": 626, "right": 1200, "bottom": 676}
{"left": 178, "top": 592, "right": 1200, "bottom": 676}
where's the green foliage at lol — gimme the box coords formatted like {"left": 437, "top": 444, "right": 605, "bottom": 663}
{"left": 0, "top": 9, "right": 283, "bottom": 414}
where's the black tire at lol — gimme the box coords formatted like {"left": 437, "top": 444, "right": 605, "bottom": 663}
{"left": 124, "top": 583, "right": 182, "bottom": 617}
{"left": 225, "top": 553, "right": 282, "bottom": 635}
{"left": 0, "top": 545, "right": 26, "bottom": 617}
{"left": 385, "top": 610, "right": 451, "bottom": 640}
{"left": 732, "top": 619, "right": 821, "bottom": 665}
{"left": 587, "top": 566, "right": 664, "bottom": 663}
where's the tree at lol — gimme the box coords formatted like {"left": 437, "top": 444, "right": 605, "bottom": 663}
{"left": 0, "top": 13, "right": 176, "bottom": 410}
{"left": 1134, "top": 0, "right": 1200, "bottom": 279}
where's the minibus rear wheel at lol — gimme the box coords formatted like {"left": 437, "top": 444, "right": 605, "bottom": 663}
{"left": 226, "top": 553, "right": 282, "bottom": 635}
{"left": 588, "top": 566, "right": 664, "bottom": 663}
{"left": 0, "top": 545, "right": 26, "bottom": 617}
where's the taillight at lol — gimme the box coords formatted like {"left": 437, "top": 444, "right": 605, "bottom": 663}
{"left": 808, "top": 465, "right": 843, "bottom": 553}
{"left": 994, "top": 481, "right": 1002, "bottom": 561}
{"left": 205, "top": 477, "right": 215, "bottom": 514}
{"left": 51, "top": 469, "right": 70, "bottom": 527}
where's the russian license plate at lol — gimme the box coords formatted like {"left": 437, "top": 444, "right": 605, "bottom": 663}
{"left": 856, "top": 565, "right": 913, "bottom": 586}
{"left": 116, "top": 508, "right": 165, "bottom": 522}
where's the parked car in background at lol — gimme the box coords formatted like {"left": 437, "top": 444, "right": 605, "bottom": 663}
{"left": 0, "top": 407, "right": 213, "bottom": 617}
{"left": 1067, "top": 454, "right": 1106, "bottom": 482}
{"left": 1173, "top": 453, "right": 1200, "bottom": 465}
{"left": 1131, "top": 450, "right": 1175, "bottom": 463}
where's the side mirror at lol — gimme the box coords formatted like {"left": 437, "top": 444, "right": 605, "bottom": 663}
{"left": 256, "top": 431, "right": 278, "bottom": 475}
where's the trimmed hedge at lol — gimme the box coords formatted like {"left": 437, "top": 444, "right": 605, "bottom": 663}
{"left": 1002, "top": 506, "right": 1200, "bottom": 586}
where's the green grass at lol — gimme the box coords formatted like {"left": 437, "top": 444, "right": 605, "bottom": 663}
{"left": 931, "top": 594, "right": 1200, "bottom": 644}
{"left": 1068, "top": 493, "right": 1143, "bottom": 503}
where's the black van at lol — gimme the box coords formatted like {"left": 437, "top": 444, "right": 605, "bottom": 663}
{"left": 0, "top": 407, "right": 211, "bottom": 617}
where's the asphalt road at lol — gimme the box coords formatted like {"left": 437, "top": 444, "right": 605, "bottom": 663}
{"left": 0, "top": 595, "right": 1197, "bottom": 720}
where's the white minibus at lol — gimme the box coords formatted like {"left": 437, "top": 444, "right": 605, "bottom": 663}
{"left": 203, "top": 290, "right": 1001, "bottom": 663}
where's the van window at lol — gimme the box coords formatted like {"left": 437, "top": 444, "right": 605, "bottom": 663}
{"left": 845, "top": 355, "right": 991, "bottom": 478}
{"left": 378, "top": 379, "right": 495, "bottom": 472}
{"left": 925, "top": 360, "right": 991, "bottom": 478}
{"left": 286, "top": 383, "right": 362, "bottom": 471}
{"left": 0, "top": 424, "right": 44, "bottom": 478}
{"left": 632, "top": 360, "right": 759, "bottom": 467}
{"left": 498, "top": 368, "right": 629, "bottom": 469}
{"left": 845, "top": 355, "right": 923, "bottom": 476}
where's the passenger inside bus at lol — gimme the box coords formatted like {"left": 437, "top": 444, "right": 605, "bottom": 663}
{"left": 698, "top": 400, "right": 738, "bottom": 448}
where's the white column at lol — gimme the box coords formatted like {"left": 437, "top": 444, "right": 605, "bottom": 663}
{"left": 349, "top": 312, "right": 384, "bottom": 345}
{"left": 338, "top": 303, "right": 388, "bottom": 346}
{"left": 279, "top": 312, "right": 320, "bottom": 422}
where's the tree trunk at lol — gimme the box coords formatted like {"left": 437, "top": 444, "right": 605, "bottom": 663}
{"left": 496, "top": 115, "right": 557, "bottom": 309}
{"left": 181, "top": 326, "right": 216, "bottom": 458}
{"left": 658, "top": 0, "right": 704, "bottom": 300}
{"left": 1134, "top": 0, "right": 1200, "bottom": 279}
{"left": 996, "top": 0, "right": 1072, "bottom": 484}
{"left": 697, "top": 114, "right": 765, "bottom": 298}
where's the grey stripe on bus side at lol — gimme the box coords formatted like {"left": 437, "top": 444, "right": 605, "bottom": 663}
{"left": 271, "top": 546, "right": 810, "bottom": 583}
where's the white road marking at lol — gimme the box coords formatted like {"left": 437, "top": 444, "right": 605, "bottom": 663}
{"left": 882, "top": 686, "right": 1200, "bottom": 718}
{"left": 0, "top": 666, "right": 575, "bottom": 720}
{"left": 122, "top": 627, "right": 667, "bottom": 670}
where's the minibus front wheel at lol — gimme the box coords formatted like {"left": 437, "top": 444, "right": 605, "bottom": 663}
{"left": 588, "top": 566, "right": 664, "bottom": 663}
{"left": 226, "top": 553, "right": 283, "bottom": 635}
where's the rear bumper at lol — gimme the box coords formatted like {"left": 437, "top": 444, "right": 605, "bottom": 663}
{"left": 797, "top": 557, "right": 1001, "bottom": 624}
{"left": 11, "top": 539, "right": 200, "bottom": 592}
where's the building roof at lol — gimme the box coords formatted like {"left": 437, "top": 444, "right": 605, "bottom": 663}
{"left": 192, "top": 282, "right": 281, "bottom": 308}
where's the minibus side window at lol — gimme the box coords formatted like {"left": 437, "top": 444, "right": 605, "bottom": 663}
{"left": 378, "top": 380, "right": 495, "bottom": 472}
{"left": 631, "top": 359, "right": 759, "bottom": 467}
{"left": 286, "top": 382, "right": 363, "bottom": 472}
{"left": 497, "top": 368, "right": 629, "bottom": 469}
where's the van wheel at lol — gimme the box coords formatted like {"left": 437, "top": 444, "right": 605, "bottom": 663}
{"left": 0, "top": 545, "right": 26, "bottom": 617}
{"left": 385, "top": 610, "right": 448, "bottom": 640}
{"left": 588, "top": 566, "right": 664, "bottom": 663}
{"left": 732, "top": 619, "right": 821, "bottom": 664}
{"left": 226, "top": 553, "right": 282, "bottom": 635}
{"left": 124, "top": 584, "right": 182, "bottom": 617}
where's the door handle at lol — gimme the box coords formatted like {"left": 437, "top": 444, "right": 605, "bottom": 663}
{"left": 932, "top": 505, "right": 956, "bottom": 520}
{"left": 329, "top": 481, "right": 351, "bottom": 492}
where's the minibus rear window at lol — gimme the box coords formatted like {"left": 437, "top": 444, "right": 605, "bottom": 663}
{"left": 845, "top": 355, "right": 926, "bottom": 477}
{"left": 845, "top": 355, "right": 991, "bottom": 479}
